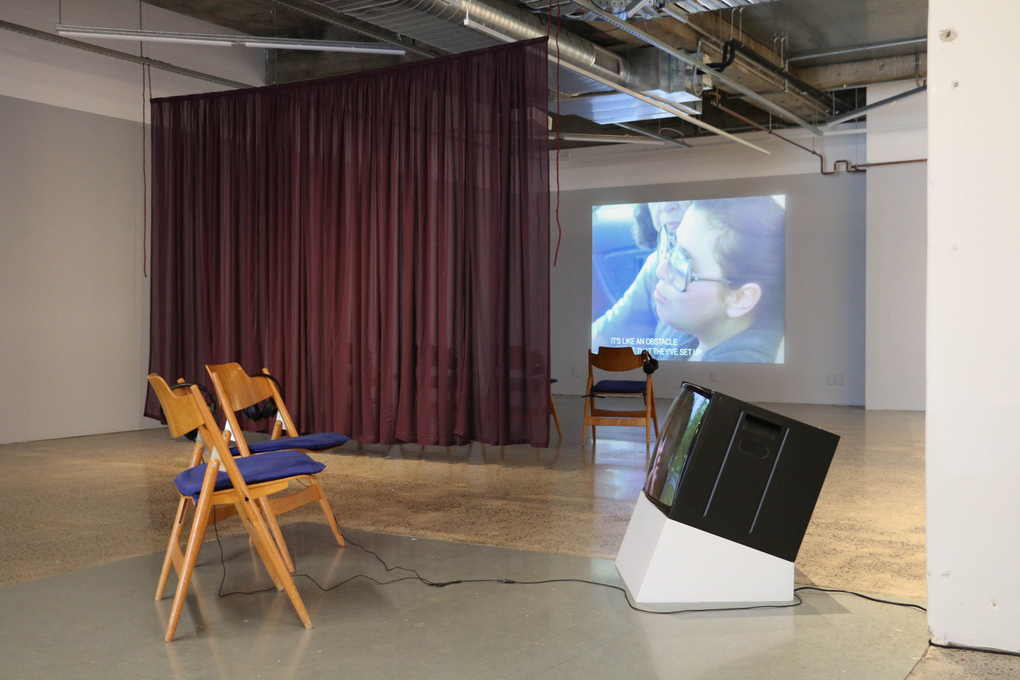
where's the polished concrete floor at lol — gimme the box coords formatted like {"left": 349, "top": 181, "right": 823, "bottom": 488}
{"left": 0, "top": 396, "right": 1015, "bottom": 678}
{"left": 0, "top": 525, "right": 929, "bottom": 680}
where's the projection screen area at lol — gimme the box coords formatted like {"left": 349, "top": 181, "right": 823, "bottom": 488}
{"left": 592, "top": 195, "right": 786, "bottom": 364}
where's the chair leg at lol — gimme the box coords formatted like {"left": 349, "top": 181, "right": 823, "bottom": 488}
{"left": 549, "top": 394, "right": 562, "bottom": 439}
{"left": 165, "top": 462, "right": 219, "bottom": 642}
{"left": 582, "top": 396, "right": 597, "bottom": 445}
{"left": 156, "top": 496, "right": 191, "bottom": 601}
{"left": 309, "top": 476, "right": 345, "bottom": 547}
{"left": 259, "top": 497, "right": 297, "bottom": 574}
{"left": 236, "top": 499, "right": 313, "bottom": 630}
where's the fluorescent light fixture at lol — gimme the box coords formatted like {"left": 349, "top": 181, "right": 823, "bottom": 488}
{"left": 56, "top": 26, "right": 234, "bottom": 46}
{"left": 241, "top": 38, "right": 403, "bottom": 54}
{"left": 551, "top": 133, "right": 665, "bottom": 145}
{"left": 54, "top": 25, "right": 405, "bottom": 55}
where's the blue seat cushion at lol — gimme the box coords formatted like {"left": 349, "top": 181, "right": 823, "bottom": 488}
{"left": 229, "top": 432, "right": 350, "bottom": 456}
{"left": 592, "top": 379, "right": 647, "bottom": 395}
{"left": 175, "top": 449, "right": 326, "bottom": 501}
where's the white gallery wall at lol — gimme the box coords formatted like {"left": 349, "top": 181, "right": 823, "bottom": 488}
{"left": 926, "top": 0, "right": 1020, "bottom": 653}
{"left": 551, "top": 128, "right": 870, "bottom": 406}
{"left": 865, "top": 82, "right": 928, "bottom": 411}
{"left": 0, "top": 0, "right": 263, "bottom": 444}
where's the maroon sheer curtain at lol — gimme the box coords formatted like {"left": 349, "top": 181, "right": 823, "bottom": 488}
{"left": 145, "top": 39, "right": 550, "bottom": 446}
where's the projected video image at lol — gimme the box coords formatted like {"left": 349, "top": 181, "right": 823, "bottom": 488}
{"left": 591, "top": 196, "right": 786, "bottom": 363}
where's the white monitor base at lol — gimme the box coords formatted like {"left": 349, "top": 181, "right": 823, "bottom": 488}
{"left": 616, "top": 493, "right": 794, "bottom": 604}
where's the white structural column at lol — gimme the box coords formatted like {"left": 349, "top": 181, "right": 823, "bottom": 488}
{"left": 926, "top": 1, "right": 1020, "bottom": 652}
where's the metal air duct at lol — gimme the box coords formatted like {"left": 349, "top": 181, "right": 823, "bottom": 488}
{"left": 321, "top": 0, "right": 630, "bottom": 87}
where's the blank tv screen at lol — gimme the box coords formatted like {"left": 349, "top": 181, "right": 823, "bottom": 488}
{"left": 591, "top": 196, "right": 786, "bottom": 363}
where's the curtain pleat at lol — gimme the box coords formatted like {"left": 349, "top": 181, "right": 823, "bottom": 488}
{"left": 146, "top": 39, "right": 550, "bottom": 447}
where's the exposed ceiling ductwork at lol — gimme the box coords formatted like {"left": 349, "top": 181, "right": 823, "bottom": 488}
{"left": 318, "top": 0, "right": 704, "bottom": 123}
{"left": 74, "top": 0, "right": 929, "bottom": 149}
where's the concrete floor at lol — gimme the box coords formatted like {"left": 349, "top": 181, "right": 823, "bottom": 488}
{"left": 0, "top": 396, "right": 1015, "bottom": 677}
{"left": 0, "top": 525, "right": 929, "bottom": 679}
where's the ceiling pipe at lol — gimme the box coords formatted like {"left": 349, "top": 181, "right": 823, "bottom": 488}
{"left": 578, "top": 0, "right": 822, "bottom": 135}
{"left": 0, "top": 19, "right": 249, "bottom": 89}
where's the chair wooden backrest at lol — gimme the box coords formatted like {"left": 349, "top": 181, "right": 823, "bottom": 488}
{"left": 148, "top": 374, "right": 251, "bottom": 495}
{"left": 583, "top": 347, "right": 659, "bottom": 450}
{"left": 206, "top": 362, "right": 300, "bottom": 444}
{"left": 588, "top": 347, "right": 647, "bottom": 375}
{"left": 205, "top": 362, "right": 348, "bottom": 456}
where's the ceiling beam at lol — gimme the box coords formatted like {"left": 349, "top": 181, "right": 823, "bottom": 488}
{"left": 795, "top": 53, "right": 927, "bottom": 91}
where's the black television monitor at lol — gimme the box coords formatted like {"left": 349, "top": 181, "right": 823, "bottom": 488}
{"left": 643, "top": 383, "right": 839, "bottom": 562}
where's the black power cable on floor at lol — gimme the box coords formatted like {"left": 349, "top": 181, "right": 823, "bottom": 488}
{"left": 336, "top": 537, "right": 806, "bottom": 616}
{"left": 210, "top": 527, "right": 1020, "bottom": 664}
{"left": 209, "top": 526, "right": 929, "bottom": 618}
{"left": 793, "top": 585, "right": 926, "bottom": 612}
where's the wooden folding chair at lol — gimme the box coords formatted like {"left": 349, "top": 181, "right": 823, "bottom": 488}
{"left": 205, "top": 362, "right": 346, "bottom": 573}
{"left": 582, "top": 347, "right": 659, "bottom": 450}
{"left": 149, "top": 374, "right": 317, "bottom": 642}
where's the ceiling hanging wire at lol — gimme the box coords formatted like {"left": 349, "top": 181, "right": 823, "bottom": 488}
{"left": 550, "top": 0, "right": 563, "bottom": 267}
{"left": 140, "top": 0, "right": 149, "bottom": 278}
